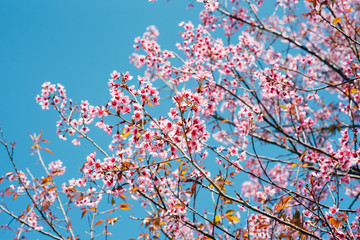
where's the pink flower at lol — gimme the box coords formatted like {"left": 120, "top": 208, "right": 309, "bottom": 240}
{"left": 132, "top": 111, "right": 142, "bottom": 122}
{"left": 95, "top": 106, "right": 108, "bottom": 118}
{"left": 110, "top": 70, "right": 120, "bottom": 80}
{"left": 39, "top": 100, "right": 50, "bottom": 110}
{"left": 123, "top": 71, "right": 133, "bottom": 80}
{"left": 329, "top": 205, "right": 338, "bottom": 215}
{"left": 228, "top": 146, "right": 238, "bottom": 156}
{"left": 72, "top": 139, "right": 81, "bottom": 146}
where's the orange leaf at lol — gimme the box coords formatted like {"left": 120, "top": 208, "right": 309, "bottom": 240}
{"left": 43, "top": 203, "right": 49, "bottom": 212}
{"left": 41, "top": 176, "right": 53, "bottom": 185}
{"left": 81, "top": 210, "right": 87, "bottom": 218}
{"left": 264, "top": 206, "right": 273, "bottom": 214}
{"left": 226, "top": 215, "right": 240, "bottom": 223}
{"left": 333, "top": 219, "right": 342, "bottom": 229}
{"left": 47, "top": 186, "right": 57, "bottom": 192}
{"left": 147, "top": 102, "right": 154, "bottom": 107}
{"left": 13, "top": 193, "right": 18, "bottom": 200}
{"left": 278, "top": 234, "right": 290, "bottom": 239}
{"left": 332, "top": 17, "right": 341, "bottom": 25}
{"left": 131, "top": 187, "right": 139, "bottom": 194}
{"left": 89, "top": 207, "right": 97, "bottom": 211}
{"left": 95, "top": 220, "right": 103, "bottom": 226}
{"left": 5, "top": 190, "right": 14, "bottom": 196}
{"left": 346, "top": 7, "right": 355, "bottom": 13}
{"left": 42, "top": 148, "right": 53, "bottom": 155}
{"left": 52, "top": 170, "right": 64, "bottom": 176}
{"left": 277, "top": 205, "right": 290, "bottom": 212}
{"left": 274, "top": 195, "right": 293, "bottom": 212}
{"left": 118, "top": 194, "right": 128, "bottom": 201}
{"left": 283, "top": 195, "right": 293, "bottom": 205}
{"left": 108, "top": 217, "right": 119, "bottom": 226}
{"left": 290, "top": 163, "right": 298, "bottom": 168}
{"left": 119, "top": 203, "right": 132, "bottom": 210}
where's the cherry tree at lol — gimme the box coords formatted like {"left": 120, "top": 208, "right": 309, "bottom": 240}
{"left": 1, "top": 0, "right": 360, "bottom": 239}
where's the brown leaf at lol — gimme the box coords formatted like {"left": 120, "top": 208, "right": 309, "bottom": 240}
{"left": 290, "top": 210, "right": 302, "bottom": 227}
{"left": 306, "top": 0, "right": 317, "bottom": 8}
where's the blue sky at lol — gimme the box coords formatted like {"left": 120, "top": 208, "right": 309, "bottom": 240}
{"left": 0, "top": 0, "right": 200, "bottom": 239}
